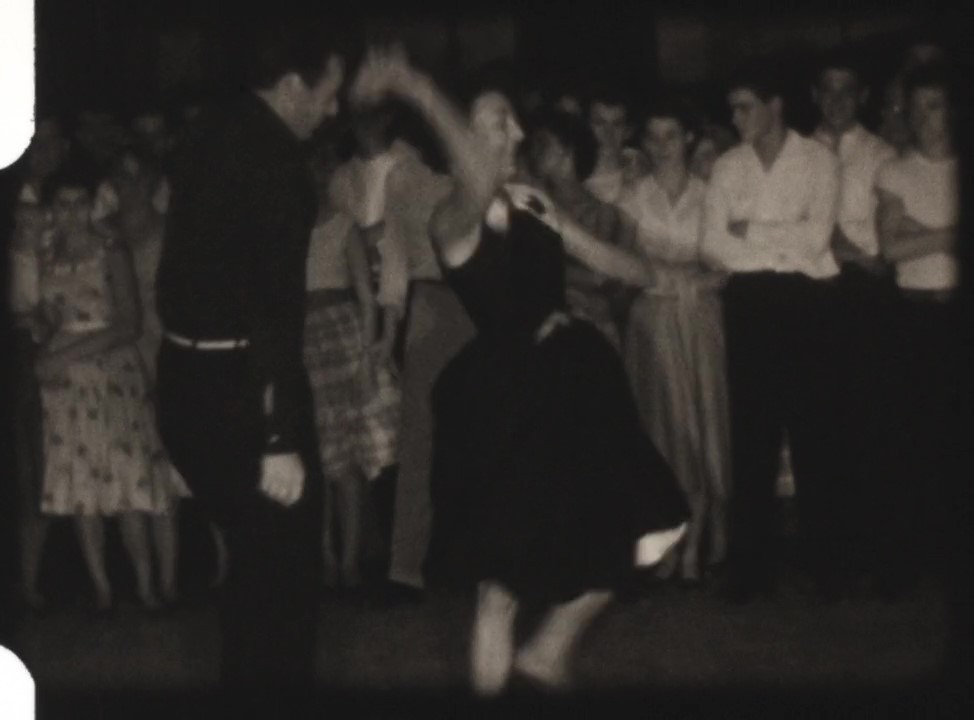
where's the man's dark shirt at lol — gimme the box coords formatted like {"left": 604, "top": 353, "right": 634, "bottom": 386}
{"left": 157, "top": 92, "right": 316, "bottom": 454}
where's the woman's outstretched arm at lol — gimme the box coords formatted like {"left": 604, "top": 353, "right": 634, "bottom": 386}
{"left": 350, "top": 47, "right": 500, "bottom": 267}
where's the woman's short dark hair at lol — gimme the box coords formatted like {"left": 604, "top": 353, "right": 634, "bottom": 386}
{"left": 533, "top": 108, "right": 599, "bottom": 182}
{"left": 455, "top": 59, "right": 520, "bottom": 115}
{"left": 815, "top": 47, "right": 868, "bottom": 88}
{"left": 351, "top": 99, "right": 403, "bottom": 154}
{"left": 41, "top": 154, "right": 102, "bottom": 205}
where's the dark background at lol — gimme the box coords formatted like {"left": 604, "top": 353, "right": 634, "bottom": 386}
{"left": 30, "top": 0, "right": 968, "bottom": 128}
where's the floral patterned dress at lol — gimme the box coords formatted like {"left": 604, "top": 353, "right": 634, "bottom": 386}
{"left": 38, "top": 238, "right": 171, "bottom": 516}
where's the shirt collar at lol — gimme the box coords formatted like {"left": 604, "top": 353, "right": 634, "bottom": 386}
{"left": 642, "top": 173, "right": 699, "bottom": 210}
{"left": 745, "top": 128, "right": 799, "bottom": 171}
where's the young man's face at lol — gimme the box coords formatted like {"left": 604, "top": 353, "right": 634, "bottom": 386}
{"left": 728, "top": 88, "right": 775, "bottom": 145}
{"left": 909, "top": 86, "right": 950, "bottom": 150}
{"left": 814, "top": 68, "right": 864, "bottom": 135}
{"left": 588, "top": 102, "right": 629, "bottom": 157}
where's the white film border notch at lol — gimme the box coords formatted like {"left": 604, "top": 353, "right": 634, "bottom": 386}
{"left": 0, "top": 645, "right": 35, "bottom": 719}
{"left": 0, "top": 0, "right": 35, "bottom": 170}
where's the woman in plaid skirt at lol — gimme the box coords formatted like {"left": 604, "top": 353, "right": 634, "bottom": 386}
{"left": 304, "top": 140, "right": 401, "bottom": 591}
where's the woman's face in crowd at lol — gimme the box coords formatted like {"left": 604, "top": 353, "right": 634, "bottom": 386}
{"left": 909, "top": 86, "right": 950, "bottom": 151}
{"left": 470, "top": 91, "right": 525, "bottom": 181}
{"left": 52, "top": 187, "right": 92, "bottom": 237}
{"left": 588, "top": 102, "right": 629, "bottom": 157}
{"left": 689, "top": 137, "right": 719, "bottom": 180}
{"left": 529, "top": 129, "right": 571, "bottom": 183}
{"left": 644, "top": 117, "right": 689, "bottom": 170}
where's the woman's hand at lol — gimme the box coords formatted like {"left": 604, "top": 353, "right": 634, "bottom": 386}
{"left": 349, "top": 44, "right": 423, "bottom": 109}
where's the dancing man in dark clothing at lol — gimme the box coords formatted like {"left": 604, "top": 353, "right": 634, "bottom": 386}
{"left": 155, "top": 17, "right": 346, "bottom": 696}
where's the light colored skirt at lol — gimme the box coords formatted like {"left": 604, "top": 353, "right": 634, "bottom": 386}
{"left": 40, "top": 344, "right": 174, "bottom": 516}
{"left": 624, "top": 288, "right": 731, "bottom": 505}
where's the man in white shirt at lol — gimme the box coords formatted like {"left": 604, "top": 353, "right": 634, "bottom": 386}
{"left": 872, "top": 61, "right": 959, "bottom": 599}
{"left": 701, "top": 63, "right": 846, "bottom": 603}
{"left": 810, "top": 53, "right": 897, "bottom": 595}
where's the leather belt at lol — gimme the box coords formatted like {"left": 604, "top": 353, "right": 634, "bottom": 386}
{"left": 164, "top": 331, "right": 250, "bottom": 351}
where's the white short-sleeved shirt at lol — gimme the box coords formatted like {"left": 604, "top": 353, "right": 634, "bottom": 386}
{"left": 875, "top": 150, "right": 959, "bottom": 291}
{"left": 813, "top": 124, "right": 896, "bottom": 257}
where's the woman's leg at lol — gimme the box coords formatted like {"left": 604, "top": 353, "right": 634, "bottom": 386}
{"left": 74, "top": 515, "right": 113, "bottom": 610}
{"left": 210, "top": 523, "right": 229, "bottom": 589}
{"left": 321, "top": 481, "right": 339, "bottom": 588}
{"left": 471, "top": 581, "right": 519, "bottom": 696}
{"left": 20, "top": 515, "right": 51, "bottom": 608}
{"left": 513, "top": 590, "right": 612, "bottom": 689}
{"left": 119, "top": 512, "right": 160, "bottom": 609}
{"left": 335, "top": 476, "right": 365, "bottom": 588}
{"left": 151, "top": 502, "right": 179, "bottom": 604}
{"left": 680, "top": 492, "right": 707, "bottom": 581}
{"left": 708, "top": 494, "right": 729, "bottom": 569}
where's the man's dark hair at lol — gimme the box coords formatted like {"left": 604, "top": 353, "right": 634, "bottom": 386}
{"left": 902, "top": 58, "right": 954, "bottom": 107}
{"left": 815, "top": 48, "right": 868, "bottom": 88}
{"left": 533, "top": 109, "right": 599, "bottom": 182}
{"left": 238, "top": 12, "right": 352, "bottom": 91}
{"left": 641, "top": 93, "right": 697, "bottom": 136}
{"left": 727, "top": 60, "right": 788, "bottom": 104}
{"left": 581, "top": 75, "right": 633, "bottom": 118}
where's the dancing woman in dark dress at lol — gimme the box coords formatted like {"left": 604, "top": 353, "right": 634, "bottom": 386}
{"left": 351, "top": 48, "right": 689, "bottom": 695}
